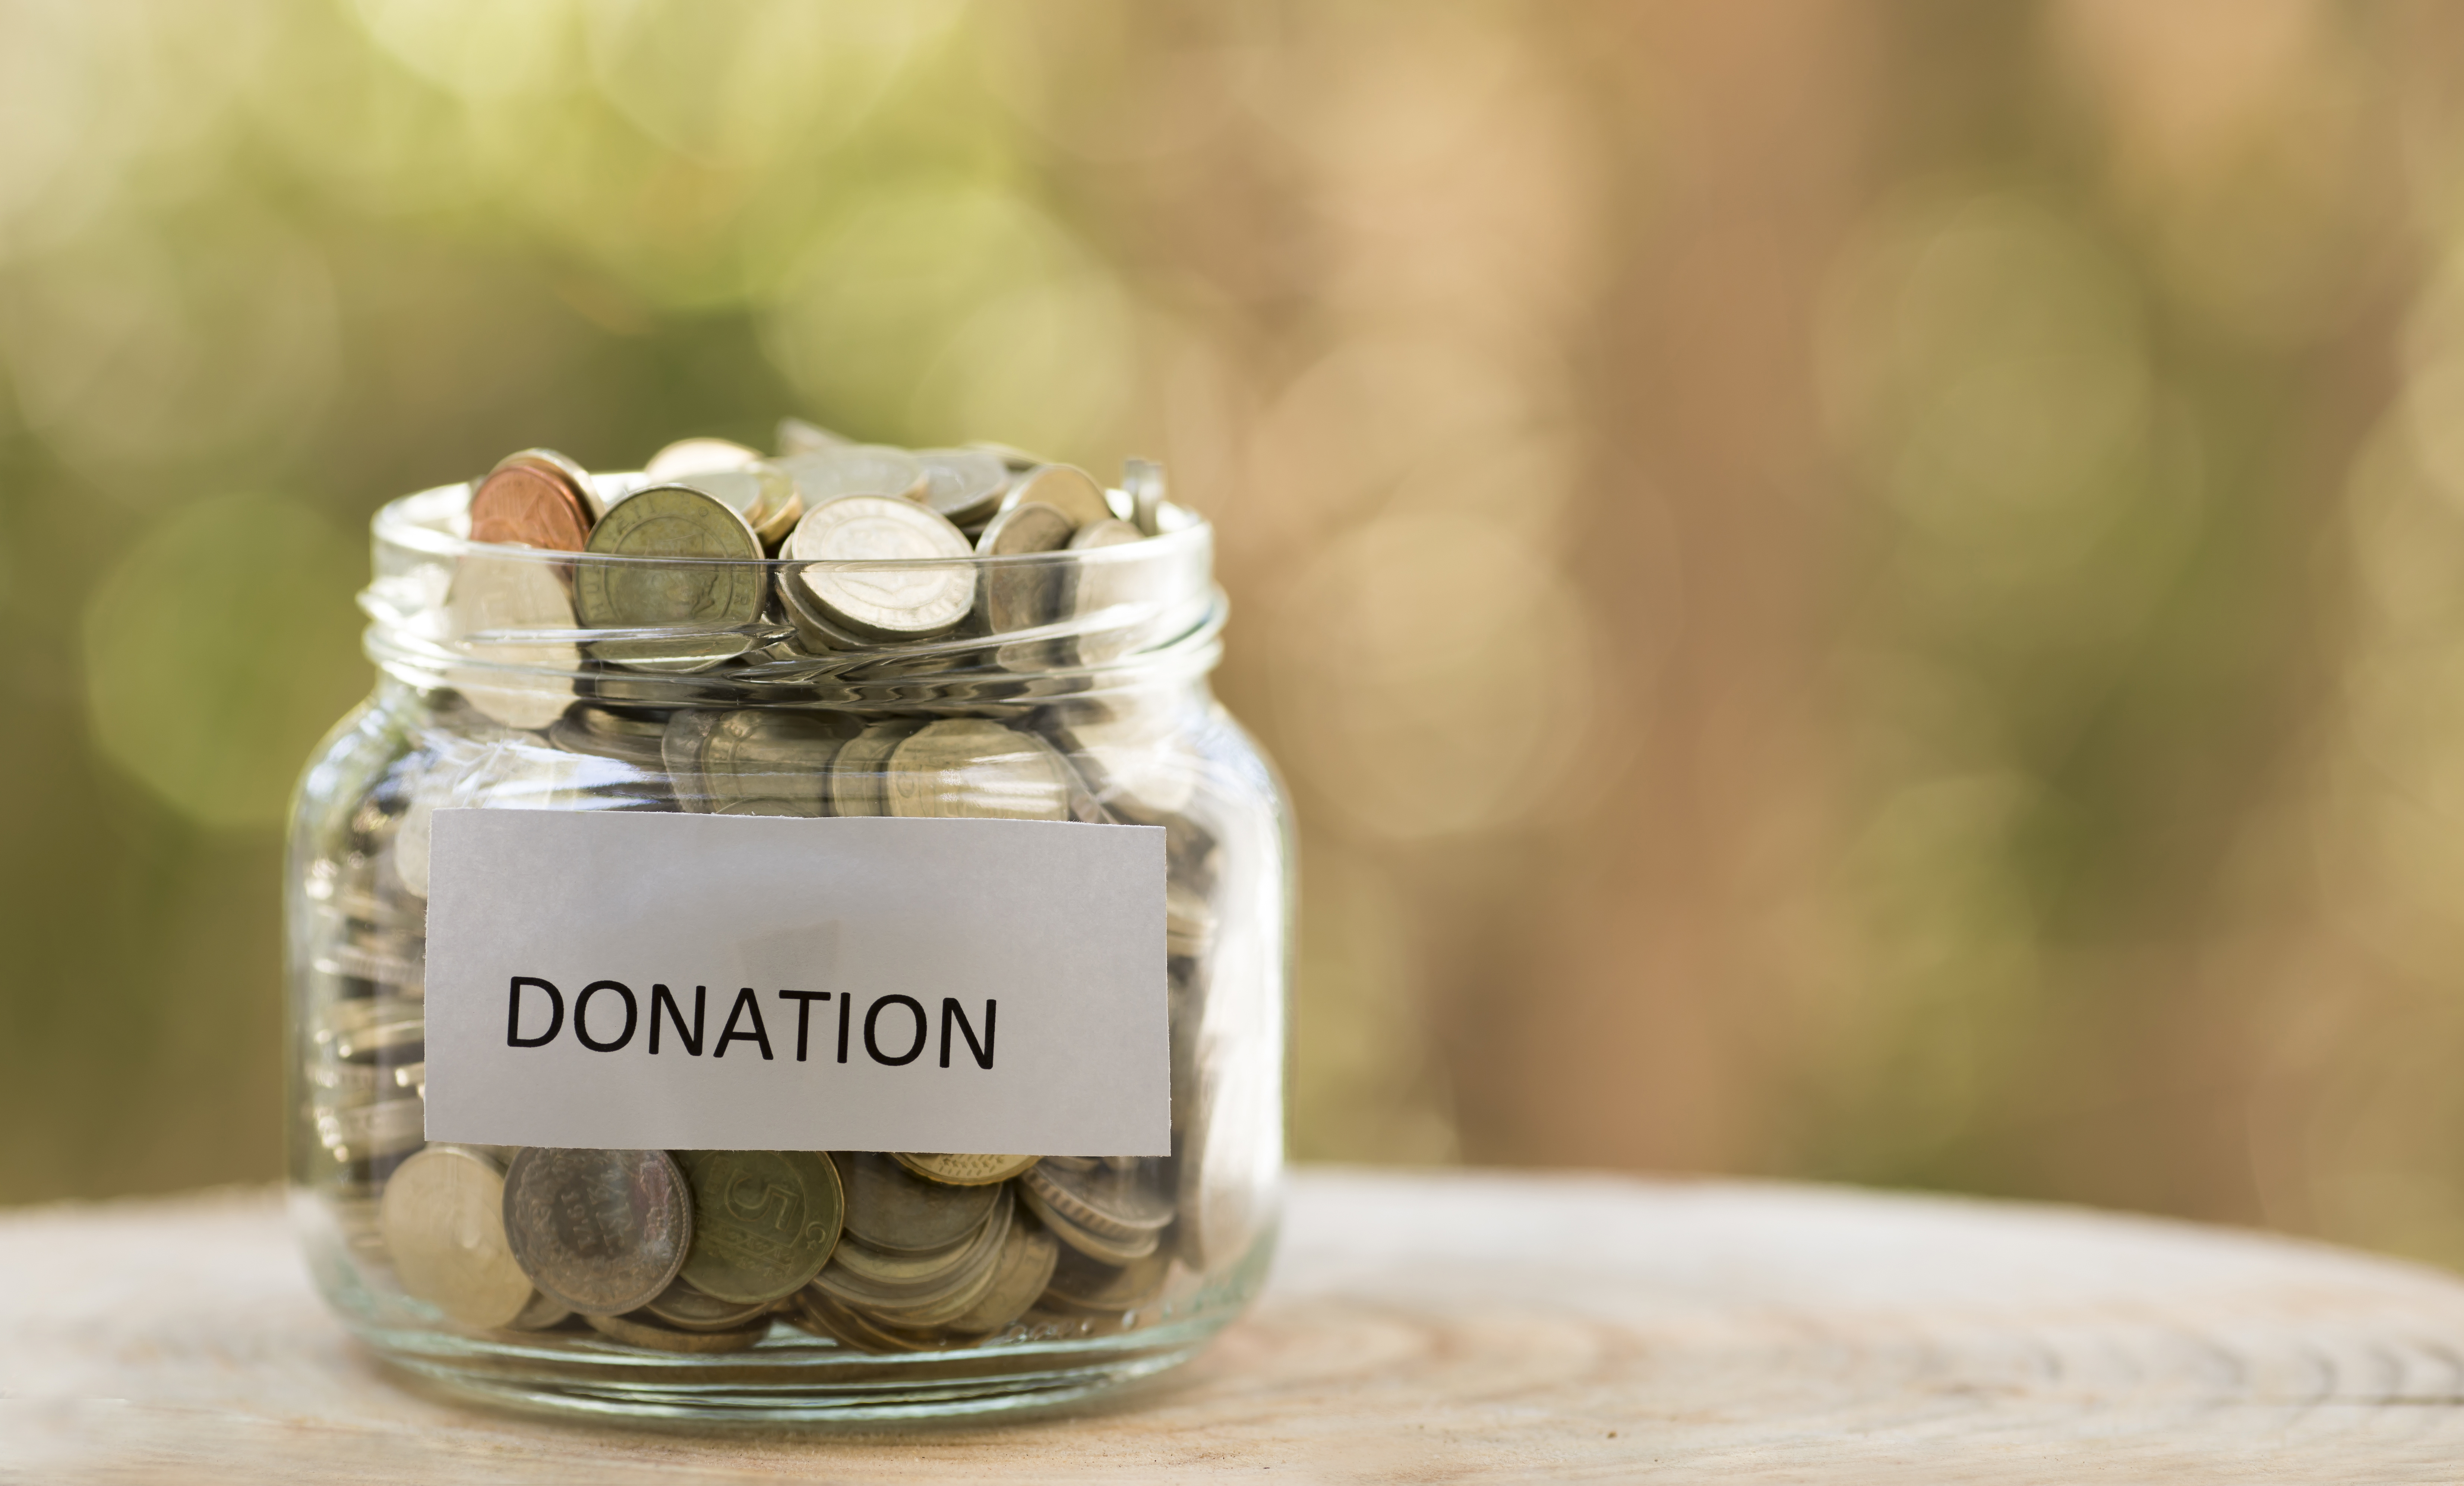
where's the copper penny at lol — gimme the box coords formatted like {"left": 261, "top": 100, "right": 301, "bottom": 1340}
{"left": 470, "top": 449, "right": 596, "bottom": 551}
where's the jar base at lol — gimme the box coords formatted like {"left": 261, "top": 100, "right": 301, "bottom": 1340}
{"left": 353, "top": 1318, "right": 1224, "bottom": 1425}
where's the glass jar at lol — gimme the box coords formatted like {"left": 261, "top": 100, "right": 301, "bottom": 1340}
{"left": 284, "top": 473, "right": 1289, "bottom": 1421}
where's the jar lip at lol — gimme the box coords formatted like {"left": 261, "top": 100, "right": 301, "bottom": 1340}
{"left": 374, "top": 481, "right": 1213, "bottom": 570}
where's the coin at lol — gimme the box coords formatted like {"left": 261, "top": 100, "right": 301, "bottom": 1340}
{"left": 584, "top": 1308, "right": 769, "bottom": 1353}
{"left": 1017, "top": 1183, "right": 1161, "bottom": 1264}
{"left": 642, "top": 1277, "right": 775, "bottom": 1332}
{"left": 574, "top": 483, "right": 767, "bottom": 672}
{"left": 828, "top": 720, "right": 925, "bottom": 816}
{"left": 998, "top": 464, "right": 1112, "bottom": 531}
{"left": 660, "top": 708, "right": 726, "bottom": 810}
{"left": 777, "top": 444, "right": 928, "bottom": 504}
{"left": 674, "top": 465, "right": 798, "bottom": 535}
{"left": 701, "top": 709, "right": 857, "bottom": 817}
{"left": 469, "top": 449, "right": 596, "bottom": 551}
{"left": 379, "top": 1147, "right": 538, "bottom": 1330}
{"left": 1041, "top": 1244, "right": 1170, "bottom": 1315}
{"left": 1021, "top": 1159, "right": 1175, "bottom": 1241}
{"left": 813, "top": 1188, "right": 1013, "bottom": 1325}
{"left": 884, "top": 720, "right": 1073, "bottom": 821}
{"left": 502, "top": 1147, "right": 693, "bottom": 1316}
{"left": 443, "top": 546, "right": 578, "bottom": 730}
{"left": 893, "top": 1153, "right": 1040, "bottom": 1187}
{"left": 776, "top": 416, "right": 846, "bottom": 455}
{"left": 941, "top": 1217, "right": 1060, "bottom": 1337}
{"left": 1069, "top": 518, "right": 1143, "bottom": 551}
{"left": 1123, "top": 457, "right": 1166, "bottom": 537}
{"left": 645, "top": 437, "right": 763, "bottom": 478}
{"left": 973, "top": 501, "right": 1075, "bottom": 634}
{"left": 789, "top": 1286, "right": 944, "bottom": 1353}
{"left": 833, "top": 1151, "right": 1001, "bottom": 1254}
{"left": 673, "top": 1148, "right": 845, "bottom": 1304}
{"left": 914, "top": 448, "right": 1010, "bottom": 526}
{"left": 783, "top": 495, "right": 974, "bottom": 640}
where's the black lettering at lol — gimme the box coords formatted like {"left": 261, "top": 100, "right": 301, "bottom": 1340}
{"left": 651, "top": 983, "right": 705, "bottom": 1056}
{"left": 940, "top": 998, "right": 996, "bottom": 1070}
{"left": 714, "top": 987, "right": 774, "bottom": 1060}
{"left": 507, "top": 977, "right": 563, "bottom": 1048}
{"left": 864, "top": 995, "right": 927, "bottom": 1066}
{"left": 776, "top": 991, "right": 829, "bottom": 1063}
{"left": 572, "top": 980, "right": 638, "bottom": 1052}
{"left": 836, "top": 991, "right": 853, "bottom": 1064}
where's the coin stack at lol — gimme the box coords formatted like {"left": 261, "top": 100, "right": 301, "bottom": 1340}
{"left": 298, "top": 421, "right": 1261, "bottom": 1356}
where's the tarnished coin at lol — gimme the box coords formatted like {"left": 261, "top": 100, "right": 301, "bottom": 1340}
{"left": 443, "top": 547, "right": 578, "bottom": 730}
{"left": 884, "top": 720, "right": 1073, "bottom": 821}
{"left": 784, "top": 496, "right": 974, "bottom": 640}
{"left": 998, "top": 464, "right": 1112, "bottom": 531}
{"left": 1123, "top": 457, "right": 1166, "bottom": 537}
{"left": 642, "top": 1277, "right": 775, "bottom": 1332}
{"left": 942, "top": 1218, "right": 1060, "bottom": 1337}
{"left": 833, "top": 1151, "right": 1001, "bottom": 1254}
{"left": 777, "top": 444, "right": 928, "bottom": 505}
{"left": 507, "top": 1290, "right": 572, "bottom": 1331}
{"left": 1042, "top": 1244, "right": 1170, "bottom": 1315}
{"left": 645, "top": 436, "right": 763, "bottom": 478}
{"left": 893, "top": 1153, "right": 1040, "bottom": 1187}
{"left": 1069, "top": 518, "right": 1143, "bottom": 551}
{"left": 673, "top": 1148, "right": 845, "bottom": 1304}
{"left": 469, "top": 449, "right": 596, "bottom": 551}
{"left": 1022, "top": 1159, "right": 1176, "bottom": 1240}
{"left": 914, "top": 448, "right": 1010, "bottom": 526}
{"left": 574, "top": 484, "right": 768, "bottom": 672}
{"left": 502, "top": 1148, "right": 693, "bottom": 1316}
{"left": 828, "top": 720, "right": 925, "bottom": 817}
{"left": 378, "top": 1146, "right": 537, "bottom": 1330}
{"left": 584, "top": 1308, "right": 768, "bottom": 1354}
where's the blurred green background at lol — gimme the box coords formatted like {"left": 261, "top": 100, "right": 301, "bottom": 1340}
{"left": 9, "top": 0, "right": 2464, "bottom": 1267}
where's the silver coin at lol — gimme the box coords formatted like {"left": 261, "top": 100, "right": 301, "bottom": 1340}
{"left": 997, "top": 464, "right": 1112, "bottom": 531}
{"left": 777, "top": 444, "right": 928, "bottom": 505}
{"left": 645, "top": 437, "right": 763, "bottom": 479}
{"left": 974, "top": 501, "right": 1075, "bottom": 634}
{"left": 442, "top": 547, "right": 578, "bottom": 731}
{"left": 884, "top": 720, "right": 1073, "bottom": 821}
{"left": 702, "top": 709, "right": 858, "bottom": 816}
{"left": 574, "top": 484, "right": 767, "bottom": 672}
{"left": 914, "top": 448, "right": 1010, "bottom": 526}
{"left": 502, "top": 1148, "right": 694, "bottom": 1316}
{"left": 1123, "top": 457, "right": 1166, "bottom": 537}
{"left": 828, "top": 720, "right": 926, "bottom": 816}
{"left": 784, "top": 495, "right": 974, "bottom": 640}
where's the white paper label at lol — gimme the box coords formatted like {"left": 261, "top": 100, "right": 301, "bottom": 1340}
{"left": 423, "top": 809, "right": 1169, "bottom": 1155}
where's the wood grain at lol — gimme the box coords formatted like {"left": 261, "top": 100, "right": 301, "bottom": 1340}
{"left": 4, "top": 1169, "right": 2463, "bottom": 1482}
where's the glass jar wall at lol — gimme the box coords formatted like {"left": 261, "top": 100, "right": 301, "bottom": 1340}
{"left": 285, "top": 474, "right": 1288, "bottom": 1421}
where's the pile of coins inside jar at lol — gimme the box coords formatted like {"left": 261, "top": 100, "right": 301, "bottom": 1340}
{"left": 299, "top": 421, "right": 1258, "bottom": 1355}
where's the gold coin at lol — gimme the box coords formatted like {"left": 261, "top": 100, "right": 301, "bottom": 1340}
{"left": 1041, "top": 1244, "right": 1169, "bottom": 1315}
{"left": 584, "top": 1308, "right": 769, "bottom": 1353}
{"left": 783, "top": 494, "right": 974, "bottom": 640}
{"left": 1021, "top": 1160, "right": 1176, "bottom": 1240}
{"left": 379, "top": 1146, "right": 537, "bottom": 1330}
{"left": 1017, "top": 1183, "right": 1161, "bottom": 1265}
{"left": 574, "top": 483, "right": 767, "bottom": 672}
{"left": 997, "top": 464, "right": 1112, "bottom": 530}
{"left": 673, "top": 1148, "right": 846, "bottom": 1305}
{"left": 893, "top": 1153, "right": 1040, "bottom": 1187}
{"left": 833, "top": 1151, "right": 1001, "bottom": 1253}
{"left": 941, "top": 1217, "right": 1060, "bottom": 1337}
{"left": 642, "top": 1278, "right": 773, "bottom": 1332}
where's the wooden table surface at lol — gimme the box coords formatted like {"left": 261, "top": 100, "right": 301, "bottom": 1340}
{"left": 4, "top": 1169, "right": 2463, "bottom": 1483}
